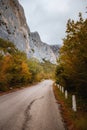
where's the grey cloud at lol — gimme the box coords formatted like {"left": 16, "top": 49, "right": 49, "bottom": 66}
{"left": 19, "top": 0, "right": 87, "bottom": 45}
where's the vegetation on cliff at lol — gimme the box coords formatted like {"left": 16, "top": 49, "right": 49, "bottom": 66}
{"left": 0, "top": 38, "right": 56, "bottom": 91}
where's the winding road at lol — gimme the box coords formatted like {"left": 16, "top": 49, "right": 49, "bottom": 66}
{"left": 0, "top": 80, "right": 65, "bottom": 130}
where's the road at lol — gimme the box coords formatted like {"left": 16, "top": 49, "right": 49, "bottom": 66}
{"left": 0, "top": 80, "right": 65, "bottom": 130}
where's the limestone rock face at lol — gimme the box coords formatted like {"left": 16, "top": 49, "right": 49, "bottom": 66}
{"left": 50, "top": 45, "right": 60, "bottom": 58}
{"left": 29, "top": 32, "right": 57, "bottom": 64}
{"left": 0, "top": 0, "right": 30, "bottom": 55}
{"left": 0, "top": 0, "right": 58, "bottom": 64}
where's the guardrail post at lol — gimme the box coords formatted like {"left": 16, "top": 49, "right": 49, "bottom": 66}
{"left": 72, "top": 95, "right": 77, "bottom": 112}
{"left": 65, "top": 90, "right": 68, "bottom": 99}
{"left": 57, "top": 84, "right": 59, "bottom": 88}
{"left": 62, "top": 87, "right": 64, "bottom": 93}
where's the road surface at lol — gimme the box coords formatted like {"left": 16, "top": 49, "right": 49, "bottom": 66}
{"left": 0, "top": 80, "right": 65, "bottom": 130}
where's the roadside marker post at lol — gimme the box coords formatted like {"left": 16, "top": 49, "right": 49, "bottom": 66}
{"left": 72, "top": 95, "right": 77, "bottom": 112}
{"left": 57, "top": 84, "right": 59, "bottom": 88}
{"left": 60, "top": 86, "right": 62, "bottom": 91}
{"left": 62, "top": 87, "right": 64, "bottom": 93}
{"left": 65, "top": 90, "right": 68, "bottom": 99}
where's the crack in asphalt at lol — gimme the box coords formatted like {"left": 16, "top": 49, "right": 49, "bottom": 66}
{"left": 22, "top": 96, "right": 44, "bottom": 130}
{"left": 22, "top": 100, "right": 36, "bottom": 130}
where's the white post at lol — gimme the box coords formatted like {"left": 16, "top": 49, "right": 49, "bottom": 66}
{"left": 57, "top": 84, "right": 59, "bottom": 88}
{"left": 65, "top": 90, "right": 68, "bottom": 99}
{"left": 62, "top": 87, "right": 64, "bottom": 93}
{"left": 60, "top": 86, "right": 62, "bottom": 91}
{"left": 72, "top": 95, "right": 77, "bottom": 112}
{"left": 59, "top": 85, "right": 60, "bottom": 90}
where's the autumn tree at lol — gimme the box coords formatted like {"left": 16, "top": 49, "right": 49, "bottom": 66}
{"left": 55, "top": 13, "right": 87, "bottom": 99}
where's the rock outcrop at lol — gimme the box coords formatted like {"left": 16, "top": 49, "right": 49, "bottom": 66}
{"left": 0, "top": 0, "right": 30, "bottom": 56}
{"left": 50, "top": 45, "right": 60, "bottom": 58}
{"left": 0, "top": 0, "right": 58, "bottom": 64}
{"left": 29, "top": 32, "right": 57, "bottom": 64}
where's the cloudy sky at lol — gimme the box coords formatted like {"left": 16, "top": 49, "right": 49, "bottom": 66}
{"left": 19, "top": 0, "right": 87, "bottom": 45}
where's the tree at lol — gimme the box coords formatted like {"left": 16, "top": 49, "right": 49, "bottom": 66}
{"left": 55, "top": 13, "right": 87, "bottom": 99}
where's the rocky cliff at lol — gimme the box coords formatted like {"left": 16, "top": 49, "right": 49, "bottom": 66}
{"left": 29, "top": 32, "right": 57, "bottom": 63}
{"left": 0, "top": 0, "right": 30, "bottom": 55}
{"left": 0, "top": 0, "right": 58, "bottom": 64}
{"left": 50, "top": 45, "right": 60, "bottom": 58}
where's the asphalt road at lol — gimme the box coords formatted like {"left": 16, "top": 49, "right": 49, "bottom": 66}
{"left": 0, "top": 80, "right": 65, "bottom": 130}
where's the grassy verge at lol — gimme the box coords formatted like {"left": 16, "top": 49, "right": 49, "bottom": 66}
{"left": 53, "top": 84, "right": 87, "bottom": 130}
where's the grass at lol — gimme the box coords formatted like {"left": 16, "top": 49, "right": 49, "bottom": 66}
{"left": 53, "top": 84, "right": 87, "bottom": 130}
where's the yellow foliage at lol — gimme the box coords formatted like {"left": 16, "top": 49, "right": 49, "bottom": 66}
{"left": 21, "top": 61, "right": 32, "bottom": 81}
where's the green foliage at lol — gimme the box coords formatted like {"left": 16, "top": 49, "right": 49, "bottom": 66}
{"left": 0, "top": 38, "right": 17, "bottom": 54}
{"left": 0, "top": 38, "right": 56, "bottom": 91}
{"left": 27, "top": 59, "right": 56, "bottom": 82}
{"left": 41, "top": 60, "right": 56, "bottom": 79}
{"left": 55, "top": 13, "right": 87, "bottom": 102}
{"left": 27, "top": 58, "right": 43, "bottom": 82}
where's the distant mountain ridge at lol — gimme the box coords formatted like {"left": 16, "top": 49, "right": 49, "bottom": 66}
{"left": 0, "top": 0, "right": 59, "bottom": 64}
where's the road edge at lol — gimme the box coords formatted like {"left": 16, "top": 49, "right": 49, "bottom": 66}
{"left": 53, "top": 83, "right": 76, "bottom": 130}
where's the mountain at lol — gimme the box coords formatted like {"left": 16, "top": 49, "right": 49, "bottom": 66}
{"left": 0, "top": 0, "right": 30, "bottom": 56}
{"left": 50, "top": 45, "right": 60, "bottom": 58}
{"left": 0, "top": 0, "right": 58, "bottom": 64}
{"left": 29, "top": 32, "right": 57, "bottom": 63}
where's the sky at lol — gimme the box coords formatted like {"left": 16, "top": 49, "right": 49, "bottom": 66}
{"left": 19, "top": 0, "right": 87, "bottom": 45}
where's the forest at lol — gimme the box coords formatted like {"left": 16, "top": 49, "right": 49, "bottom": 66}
{"left": 55, "top": 13, "right": 87, "bottom": 108}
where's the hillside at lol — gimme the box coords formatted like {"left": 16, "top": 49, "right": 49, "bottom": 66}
{"left": 0, "top": 0, "right": 58, "bottom": 64}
